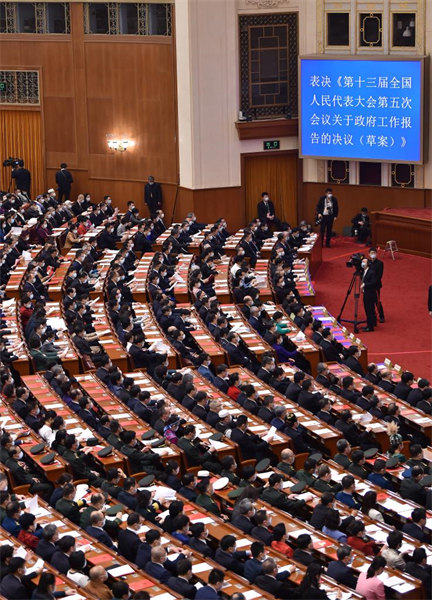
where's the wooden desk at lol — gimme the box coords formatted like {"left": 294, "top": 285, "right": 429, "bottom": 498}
{"left": 371, "top": 208, "right": 432, "bottom": 258}
{"left": 262, "top": 303, "right": 321, "bottom": 376}
{"left": 220, "top": 303, "right": 273, "bottom": 361}
{"left": 327, "top": 363, "right": 432, "bottom": 447}
{"left": 0, "top": 527, "right": 97, "bottom": 599}
{"left": 230, "top": 366, "right": 342, "bottom": 457}
{"left": 132, "top": 301, "right": 178, "bottom": 369}
{"left": 123, "top": 370, "right": 237, "bottom": 467}
{"left": 0, "top": 398, "right": 68, "bottom": 483}
{"left": 176, "top": 304, "right": 226, "bottom": 366}
{"left": 75, "top": 373, "right": 183, "bottom": 471}
{"left": 307, "top": 305, "right": 368, "bottom": 371}
{"left": 22, "top": 374, "right": 124, "bottom": 474}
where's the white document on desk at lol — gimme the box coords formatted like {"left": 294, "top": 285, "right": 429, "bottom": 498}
{"left": 192, "top": 562, "right": 211, "bottom": 574}
{"left": 107, "top": 564, "right": 134, "bottom": 577}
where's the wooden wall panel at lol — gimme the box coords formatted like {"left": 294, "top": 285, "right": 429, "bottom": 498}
{"left": 0, "top": 3, "right": 178, "bottom": 198}
{"left": 44, "top": 98, "right": 76, "bottom": 153}
{"left": 242, "top": 152, "right": 299, "bottom": 226}
{"left": 301, "top": 182, "right": 430, "bottom": 235}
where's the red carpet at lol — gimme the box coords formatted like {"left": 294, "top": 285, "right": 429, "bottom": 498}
{"left": 312, "top": 237, "right": 432, "bottom": 378}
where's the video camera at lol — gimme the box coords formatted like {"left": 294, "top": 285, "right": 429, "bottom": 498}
{"left": 346, "top": 252, "right": 365, "bottom": 271}
{"left": 3, "top": 157, "right": 22, "bottom": 167}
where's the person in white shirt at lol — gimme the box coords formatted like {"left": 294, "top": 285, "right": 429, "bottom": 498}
{"left": 67, "top": 550, "right": 90, "bottom": 587}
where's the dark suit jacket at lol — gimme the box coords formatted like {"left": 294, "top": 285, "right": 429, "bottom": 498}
{"left": 118, "top": 528, "right": 141, "bottom": 563}
{"left": 214, "top": 548, "right": 247, "bottom": 576}
{"left": 145, "top": 561, "right": 171, "bottom": 584}
{"left": 327, "top": 560, "right": 358, "bottom": 589}
{"left": 320, "top": 339, "right": 341, "bottom": 362}
{"left": 257, "top": 199, "right": 276, "bottom": 223}
{"left": 254, "top": 574, "right": 293, "bottom": 599}
{"left": 401, "top": 522, "right": 430, "bottom": 543}
{"left": 50, "top": 551, "right": 70, "bottom": 574}
{"left": 316, "top": 195, "right": 339, "bottom": 217}
{"left": 0, "top": 574, "right": 29, "bottom": 599}
{"left": 344, "top": 355, "right": 365, "bottom": 376}
{"left": 195, "top": 586, "right": 220, "bottom": 600}
{"left": 231, "top": 514, "right": 254, "bottom": 534}
{"left": 368, "top": 258, "right": 384, "bottom": 289}
{"left": 86, "top": 525, "right": 116, "bottom": 549}
{"left": 35, "top": 539, "right": 57, "bottom": 562}
{"left": 166, "top": 576, "right": 197, "bottom": 598}
{"left": 293, "top": 548, "right": 317, "bottom": 566}
{"left": 251, "top": 525, "right": 273, "bottom": 546}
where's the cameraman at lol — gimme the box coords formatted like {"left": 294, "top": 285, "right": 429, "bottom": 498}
{"left": 368, "top": 247, "right": 385, "bottom": 323}
{"left": 360, "top": 257, "right": 378, "bottom": 332}
{"left": 316, "top": 187, "right": 338, "bottom": 248}
{"left": 11, "top": 160, "right": 31, "bottom": 195}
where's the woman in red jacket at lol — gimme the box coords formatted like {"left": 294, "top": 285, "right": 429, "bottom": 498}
{"left": 347, "top": 520, "right": 376, "bottom": 556}
{"left": 271, "top": 523, "right": 294, "bottom": 558}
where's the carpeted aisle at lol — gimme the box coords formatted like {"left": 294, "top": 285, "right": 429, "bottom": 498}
{"left": 311, "top": 237, "right": 432, "bottom": 378}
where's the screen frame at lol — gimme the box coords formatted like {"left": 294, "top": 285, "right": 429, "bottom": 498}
{"left": 298, "top": 54, "right": 427, "bottom": 165}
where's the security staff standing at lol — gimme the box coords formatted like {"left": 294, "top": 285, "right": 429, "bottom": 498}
{"left": 360, "top": 257, "right": 377, "bottom": 332}
{"left": 368, "top": 247, "right": 385, "bottom": 322}
{"left": 316, "top": 187, "right": 338, "bottom": 248}
{"left": 11, "top": 160, "right": 31, "bottom": 195}
{"left": 55, "top": 162, "right": 74, "bottom": 202}
{"left": 144, "top": 175, "right": 162, "bottom": 216}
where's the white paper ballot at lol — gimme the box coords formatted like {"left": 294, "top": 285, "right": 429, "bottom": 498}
{"left": 107, "top": 564, "right": 135, "bottom": 577}
{"left": 192, "top": 562, "right": 211, "bottom": 574}
{"left": 25, "top": 558, "right": 43, "bottom": 574}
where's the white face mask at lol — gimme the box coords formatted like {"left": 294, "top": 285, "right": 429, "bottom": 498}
{"left": 16, "top": 451, "right": 23, "bottom": 460}
{"left": 370, "top": 253, "right": 376, "bottom": 260}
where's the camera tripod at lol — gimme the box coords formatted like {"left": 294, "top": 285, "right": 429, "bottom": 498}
{"left": 337, "top": 270, "right": 367, "bottom": 333}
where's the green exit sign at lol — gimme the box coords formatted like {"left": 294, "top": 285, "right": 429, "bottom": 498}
{"left": 263, "top": 140, "right": 280, "bottom": 150}
{"left": 0, "top": 82, "right": 6, "bottom": 92}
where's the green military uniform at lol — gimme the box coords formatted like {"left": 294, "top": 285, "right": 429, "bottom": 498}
{"left": 196, "top": 493, "right": 221, "bottom": 516}
{"left": 55, "top": 497, "right": 81, "bottom": 525}
{"left": 295, "top": 469, "right": 315, "bottom": 486}
{"left": 333, "top": 454, "right": 351, "bottom": 469}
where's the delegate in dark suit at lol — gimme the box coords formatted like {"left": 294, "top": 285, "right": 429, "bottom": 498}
{"left": 257, "top": 199, "right": 276, "bottom": 225}
{"left": 55, "top": 167, "right": 74, "bottom": 202}
{"left": 316, "top": 192, "right": 338, "bottom": 247}
{"left": 327, "top": 560, "right": 358, "bottom": 589}
{"left": 361, "top": 265, "right": 378, "bottom": 330}
{"left": 144, "top": 180, "right": 162, "bottom": 215}
{"left": 118, "top": 528, "right": 141, "bottom": 563}
{"left": 369, "top": 255, "right": 384, "bottom": 321}
{"left": 0, "top": 574, "right": 30, "bottom": 599}
{"left": 254, "top": 574, "right": 293, "bottom": 599}
{"left": 166, "top": 576, "right": 197, "bottom": 598}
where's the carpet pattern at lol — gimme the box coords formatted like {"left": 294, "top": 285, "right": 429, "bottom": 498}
{"left": 312, "top": 237, "right": 432, "bottom": 378}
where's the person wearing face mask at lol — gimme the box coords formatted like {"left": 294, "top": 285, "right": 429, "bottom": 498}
{"left": 316, "top": 187, "right": 339, "bottom": 248}
{"left": 145, "top": 175, "right": 163, "bottom": 216}
{"left": 360, "top": 257, "right": 378, "bottom": 332}
{"left": 5, "top": 447, "right": 54, "bottom": 500}
{"left": 368, "top": 247, "right": 385, "bottom": 322}
{"left": 351, "top": 207, "right": 371, "bottom": 244}
{"left": 84, "top": 567, "right": 112, "bottom": 600}
{"left": 257, "top": 192, "right": 278, "bottom": 227}
{"left": 86, "top": 511, "right": 117, "bottom": 549}
{"left": 343, "top": 344, "right": 365, "bottom": 376}
{"left": 327, "top": 545, "right": 358, "bottom": 590}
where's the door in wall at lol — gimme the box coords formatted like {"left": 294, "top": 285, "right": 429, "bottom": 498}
{"left": 243, "top": 151, "right": 298, "bottom": 226}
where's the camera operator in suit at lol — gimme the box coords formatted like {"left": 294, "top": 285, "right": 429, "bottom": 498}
{"left": 368, "top": 247, "right": 385, "bottom": 323}
{"left": 316, "top": 187, "right": 338, "bottom": 248}
{"left": 11, "top": 160, "right": 31, "bottom": 195}
{"left": 360, "top": 257, "right": 378, "bottom": 332}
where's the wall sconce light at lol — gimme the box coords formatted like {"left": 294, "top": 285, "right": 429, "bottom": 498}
{"left": 106, "top": 136, "right": 134, "bottom": 152}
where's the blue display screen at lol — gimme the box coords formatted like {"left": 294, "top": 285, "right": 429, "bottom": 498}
{"left": 300, "top": 58, "right": 423, "bottom": 163}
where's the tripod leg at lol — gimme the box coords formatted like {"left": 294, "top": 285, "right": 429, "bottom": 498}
{"left": 337, "top": 273, "right": 356, "bottom": 322}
